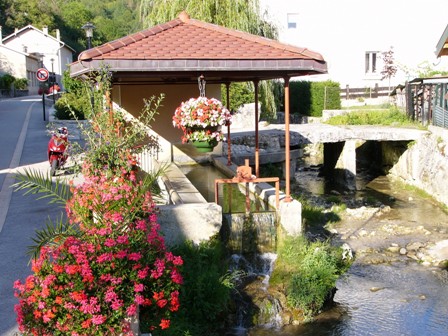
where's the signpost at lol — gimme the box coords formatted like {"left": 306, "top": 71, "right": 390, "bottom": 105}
{"left": 37, "top": 68, "right": 49, "bottom": 82}
{"left": 36, "top": 68, "right": 49, "bottom": 121}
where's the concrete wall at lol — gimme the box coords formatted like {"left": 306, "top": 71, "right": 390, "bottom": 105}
{"left": 389, "top": 126, "right": 448, "bottom": 206}
{"left": 114, "top": 83, "right": 221, "bottom": 144}
{"left": 158, "top": 203, "right": 222, "bottom": 247}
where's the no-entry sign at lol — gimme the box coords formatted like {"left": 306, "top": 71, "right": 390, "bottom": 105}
{"left": 36, "top": 68, "right": 49, "bottom": 82}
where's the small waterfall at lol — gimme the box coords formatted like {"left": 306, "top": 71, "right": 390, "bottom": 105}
{"left": 223, "top": 213, "right": 283, "bottom": 334}
{"left": 223, "top": 212, "right": 277, "bottom": 254}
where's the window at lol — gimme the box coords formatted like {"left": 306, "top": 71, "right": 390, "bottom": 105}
{"left": 287, "top": 13, "right": 299, "bottom": 30}
{"left": 365, "top": 51, "right": 379, "bottom": 74}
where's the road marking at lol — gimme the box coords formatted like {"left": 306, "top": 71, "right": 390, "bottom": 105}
{"left": 0, "top": 103, "right": 35, "bottom": 233}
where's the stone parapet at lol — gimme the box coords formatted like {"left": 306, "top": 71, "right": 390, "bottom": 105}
{"left": 158, "top": 203, "right": 222, "bottom": 246}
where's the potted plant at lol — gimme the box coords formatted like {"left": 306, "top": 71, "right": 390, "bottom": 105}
{"left": 172, "top": 96, "right": 232, "bottom": 152}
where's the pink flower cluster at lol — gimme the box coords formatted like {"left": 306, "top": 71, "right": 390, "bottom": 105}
{"left": 172, "top": 96, "right": 232, "bottom": 143}
{"left": 14, "top": 160, "right": 183, "bottom": 335}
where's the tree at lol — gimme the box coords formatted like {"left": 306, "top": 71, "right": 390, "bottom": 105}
{"left": 139, "top": 0, "right": 277, "bottom": 39}
{"left": 3, "top": 0, "right": 55, "bottom": 33}
{"left": 381, "top": 47, "right": 397, "bottom": 92}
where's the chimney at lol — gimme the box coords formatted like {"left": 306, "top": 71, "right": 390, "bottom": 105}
{"left": 43, "top": 26, "right": 48, "bottom": 35}
{"left": 56, "top": 29, "right": 60, "bottom": 41}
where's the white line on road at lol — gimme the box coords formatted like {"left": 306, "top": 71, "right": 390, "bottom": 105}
{"left": 0, "top": 103, "right": 35, "bottom": 233}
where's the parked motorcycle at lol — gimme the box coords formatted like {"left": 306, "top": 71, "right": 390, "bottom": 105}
{"left": 48, "top": 126, "right": 68, "bottom": 176}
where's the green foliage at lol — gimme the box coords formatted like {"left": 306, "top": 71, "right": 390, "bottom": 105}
{"left": 148, "top": 239, "right": 234, "bottom": 335}
{"left": 13, "top": 78, "right": 28, "bottom": 90}
{"left": 55, "top": 70, "right": 92, "bottom": 120}
{"left": 61, "top": 69, "right": 84, "bottom": 93}
{"left": 292, "top": 193, "right": 341, "bottom": 228}
{"left": 27, "top": 215, "right": 81, "bottom": 261}
{"left": 3, "top": 0, "right": 55, "bottom": 35}
{"left": 140, "top": 0, "right": 278, "bottom": 39}
{"left": 270, "top": 236, "right": 351, "bottom": 318}
{"left": 310, "top": 81, "right": 342, "bottom": 116}
{"left": 0, "top": 74, "right": 16, "bottom": 90}
{"left": 54, "top": 92, "right": 87, "bottom": 120}
{"left": 415, "top": 61, "right": 448, "bottom": 78}
{"left": 79, "top": 69, "right": 163, "bottom": 175}
{"left": 221, "top": 82, "right": 254, "bottom": 112}
{"left": 1, "top": 0, "right": 143, "bottom": 54}
{"left": 276, "top": 80, "right": 341, "bottom": 117}
{"left": 325, "top": 106, "right": 416, "bottom": 126}
{"left": 220, "top": 80, "right": 278, "bottom": 120}
{"left": 12, "top": 167, "right": 72, "bottom": 206}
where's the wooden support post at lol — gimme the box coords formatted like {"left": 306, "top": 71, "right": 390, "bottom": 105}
{"left": 284, "top": 77, "right": 291, "bottom": 202}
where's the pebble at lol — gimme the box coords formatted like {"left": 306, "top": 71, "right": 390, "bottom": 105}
{"left": 370, "top": 287, "right": 385, "bottom": 292}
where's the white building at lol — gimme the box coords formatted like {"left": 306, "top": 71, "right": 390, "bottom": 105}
{"left": 0, "top": 41, "right": 40, "bottom": 94}
{"left": 0, "top": 25, "right": 75, "bottom": 94}
{"left": 260, "top": 0, "right": 448, "bottom": 89}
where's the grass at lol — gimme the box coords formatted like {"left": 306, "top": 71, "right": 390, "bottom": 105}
{"left": 325, "top": 106, "right": 421, "bottom": 128}
{"left": 292, "top": 193, "right": 342, "bottom": 229}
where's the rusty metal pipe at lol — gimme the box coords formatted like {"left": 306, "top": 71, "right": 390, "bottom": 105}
{"left": 284, "top": 77, "right": 291, "bottom": 202}
{"left": 226, "top": 82, "right": 232, "bottom": 165}
{"left": 254, "top": 80, "right": 259, "bottom": 178}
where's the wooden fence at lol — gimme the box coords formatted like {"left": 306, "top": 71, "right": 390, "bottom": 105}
{"left": 340, "top": 84, "right": 390, "bottom": 100}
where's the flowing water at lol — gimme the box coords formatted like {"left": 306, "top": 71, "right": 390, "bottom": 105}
{"left": 179, "top": 162, "right": 448, "bottom": 336}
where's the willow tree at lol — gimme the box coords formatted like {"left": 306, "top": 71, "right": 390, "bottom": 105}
{"left": 139, "top": 0, "right": 279, "bottom": 120}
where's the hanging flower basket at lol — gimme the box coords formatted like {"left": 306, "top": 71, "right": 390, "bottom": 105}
{"left": 172, "top": 97, "right": 232, "bottom": 150}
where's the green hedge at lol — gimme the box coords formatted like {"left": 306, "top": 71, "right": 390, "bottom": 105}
{"left": 278, "top": 80, "right": 341, "bottom": 117}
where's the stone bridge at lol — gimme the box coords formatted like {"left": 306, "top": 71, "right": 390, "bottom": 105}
{"left": 228, "top": 123, "right": 429, "bottom": 190}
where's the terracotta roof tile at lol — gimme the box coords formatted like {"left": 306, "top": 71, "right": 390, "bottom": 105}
{"left": 72, "top": 12, "right": 327, "bottom": 80}
{"left": 80, "top": 14, "right": 323, "bottom": 62}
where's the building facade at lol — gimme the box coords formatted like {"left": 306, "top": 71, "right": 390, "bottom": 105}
{"left": 0, "top": 25, "right": 74, "bottom": 94}
{"left": 260, "top": 0, "right": 448, "bottom": 89}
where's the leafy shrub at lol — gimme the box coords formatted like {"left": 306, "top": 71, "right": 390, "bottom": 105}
{"left": 276, "top": 80, "right": 341, "bottom": 117}
{"left": 287, "top": 243, "right": 340, "bottom": 317}
{"left": 13, "top": 66, "right": 180, "bottom": 335}
{"left": 153, "top": 238, "right": 234, "bottom": 336}
{"left": 14, "top": 78, "right": 28, "bottom": 90}
{"left": 221, "top": 82, "right": 254, "bottom": 113}
{"left": 0, "top": 73, "right": 15, "bottom": 90}
{"left": 270, "top": 236, "right": 351, "bottom": 319}
{"left": 53, "top": 92, "right": 87, "bottom": 120}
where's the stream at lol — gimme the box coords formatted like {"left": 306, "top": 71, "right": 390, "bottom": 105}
{"left": 179, "top": 161, "right": 448, "bottom": 336}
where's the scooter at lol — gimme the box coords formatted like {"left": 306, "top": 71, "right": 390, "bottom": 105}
{"left": 48, "top": 126, "right": 68, "bottom": 176}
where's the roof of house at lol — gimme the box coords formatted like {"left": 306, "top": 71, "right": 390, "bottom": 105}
{"left": 2, "top": 25, "right": 76, "bottom": 52}
{"left": 70, "top": 11, "right": 327, "bottom": 83}
{"left": 436, "top": 24, "right": 448, "bottom": 58}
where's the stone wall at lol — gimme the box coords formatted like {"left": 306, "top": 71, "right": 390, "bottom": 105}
{"left": 389, "top": 126, "right": 448, "bottom": 206}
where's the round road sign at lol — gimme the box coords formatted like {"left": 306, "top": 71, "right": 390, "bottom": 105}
{"left": 36, "top": 68, "right": 49, "bottom": 82}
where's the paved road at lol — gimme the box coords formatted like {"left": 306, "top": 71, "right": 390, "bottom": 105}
{"left": 0, "top": 97, "right": 79, "bottom": 335}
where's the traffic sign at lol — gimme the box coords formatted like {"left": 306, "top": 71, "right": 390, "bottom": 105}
{"left": 36, "top": 68, "right": 49, "bottom": 82}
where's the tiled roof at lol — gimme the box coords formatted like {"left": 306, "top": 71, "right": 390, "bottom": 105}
{"left": 71, "top": 12, "right": 327, "bottom": 82}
